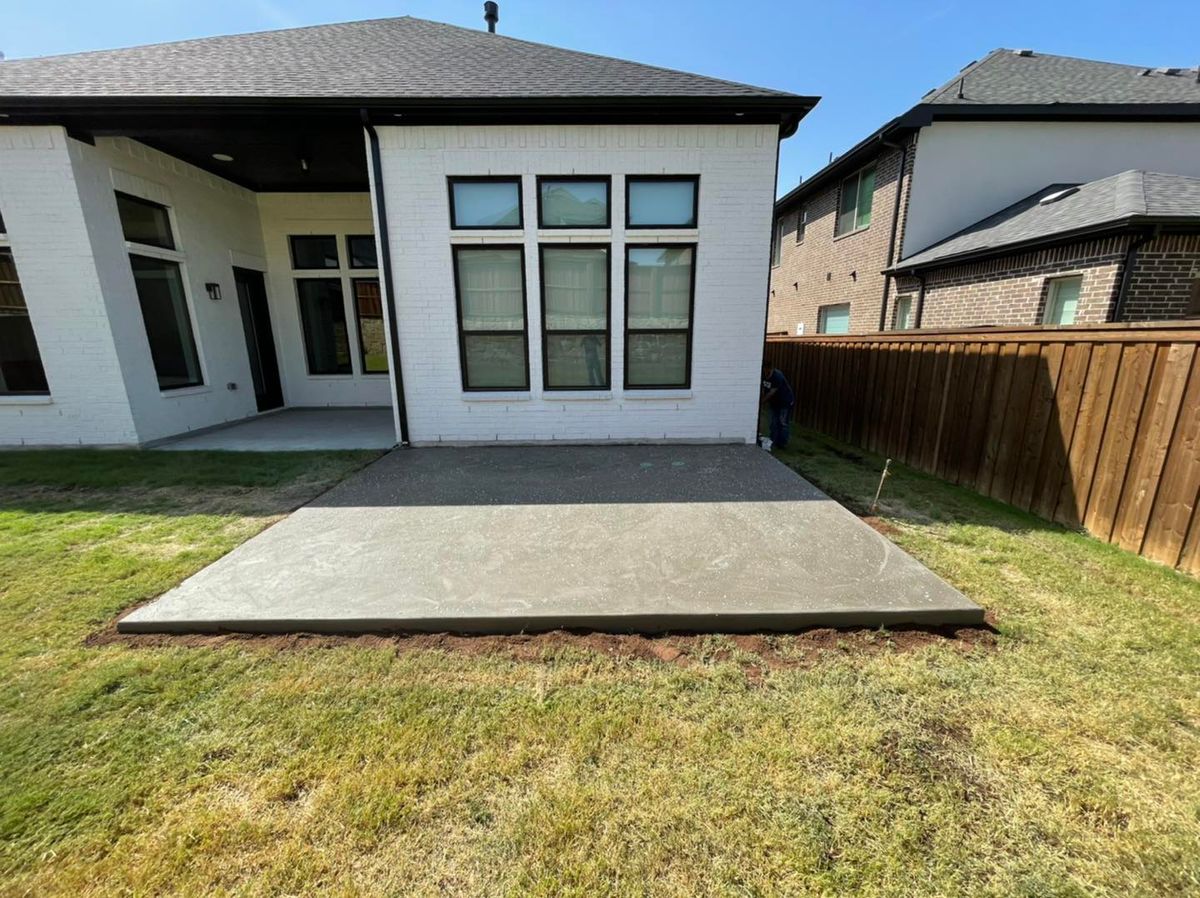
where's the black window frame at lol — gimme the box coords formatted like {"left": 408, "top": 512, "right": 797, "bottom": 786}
{"left": 538, "top": 243, "right": 611, "bottom": 392}
{"left": 289, "top": 235, "right": 340, "bottom": 270}
{"left": 625, "top": 175, "right": 700, "bottom": 230}
{"left": 0, "top": 246, "right": 50, "bottom": 396}
{"left": 351, "top": 276, "right": 388, "bottom": 376}
{"left": 451, "top": 243, "right": 531, "bottom": 392}
{"left": 129, "top": 253, "right": 205, "bottom": 391}
{"left": 623, "top": 242, "right": 697, "bottom": 390}
{"left": 346, "top": 234, "right": 379, "bottom": 270}
{"left": 295, "top": 277, "right": 353, "bottom": 376}
{"left": 115, "top": 191, "right": 176, "bottom": 251}
{"left": 535, "top": 175, "right": 612, "bottom": 230}
{"left": 446, "top": 176, "right": 524, "bottom": 231}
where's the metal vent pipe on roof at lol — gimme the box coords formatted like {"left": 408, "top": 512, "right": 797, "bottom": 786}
{"left": 484, "top": 2, "right": 499, "bottom": 33}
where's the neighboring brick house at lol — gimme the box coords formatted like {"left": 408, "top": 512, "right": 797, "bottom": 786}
{"left": 768, "top": 49, "right": 1200, "bottom": 335}
{"left": 0, "top": 14, "right": 816, "bottom": 447}
{"left": 887, "top": 171, "right": 1200, "bottom": 327}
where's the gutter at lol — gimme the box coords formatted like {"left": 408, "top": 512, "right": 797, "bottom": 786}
{"left": 1109, "top": 227, "right": 1157, "bottom": 323}
{"left": 362, "top": 114, "right": 410, "bottom": 446}
{"left": 877, "top": 134, "right": 910, "bottom": 331}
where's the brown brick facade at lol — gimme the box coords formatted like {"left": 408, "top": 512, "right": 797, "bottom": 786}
{"left": 1123, "top": 233, "right": 1200, "bottom": 321}
{"left": 767, "top": 137, "right": 915, "bottom": 335}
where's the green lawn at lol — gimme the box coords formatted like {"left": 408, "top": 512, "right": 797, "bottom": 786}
{"left": 0, "top": 435, "right": 1197, "bottom": 897}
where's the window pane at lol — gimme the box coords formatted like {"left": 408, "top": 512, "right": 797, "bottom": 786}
{"left": 894, "top": 296, "right": 913, "bottom": 330}
{"left": 836, "top": 175, "right": 858, "bottom": 236}
{"left": 455, "top": 248, "right": 525, "bottom": 331}
{"left": 542, "top": 246, "right": 607, "bottom": 330}
{"left": 627, "top": 246, "right": 693, "bottom": 328}
{"left": 855, "top": 166, "right": 876, "bottom": 230}
{"left": 771, "top": 219, "right": 782, "bottom": 266}
{"left": 628, "top": 180, "right": 697, "bottom": 227}
{"left": 1045, "top": 277, "right": 1081, "bottom": 325}
{"left": 539, "top": 180, "right": 608, "bottom": 227}
{"left": 354, "top": 278, "right": 388, "bottom": 374}
{"left": 451, "top": 180, "right": 521, "bottom": 228}
{"left": 0, "top": 249, "right": 49, "bottom": 394}
{"left": 626, "top": 333, "right": 688, "bottom": 387}
{"left": 463, "top": 334, "right": 527, "bottom": 388}
{"left": 546, "top": 334, "right": 607, "bottom": 388}
{"left": 297, "top": 279, "right": 351, "bottom": 375}
{"left": 796, "top": 209, "right": 806, "bottom": 243}
{"left": 116, "top": 193, "right": 175, "bottom": 249}
{"left": 290, "top": 236, "right": 339, "bottom": 269}
{"left": 130, "top": 255, "right": 203, "bottom": 389}
{"left": 818, "top": 303, "right": 851, "bottom": 334}
{"left": 347, "top": 235, "right": 378, "bottom": 269}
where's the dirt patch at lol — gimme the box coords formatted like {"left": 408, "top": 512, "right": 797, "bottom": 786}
{"left": 862, "top": 515, "right": 901, "bottom": 538}
{"left": 86, "top": 618, "right": 998, "bottom": 671}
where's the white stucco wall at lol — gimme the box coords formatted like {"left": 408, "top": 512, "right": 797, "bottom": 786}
{"left": 257, "top": 193, "right": 391, "bottom": 408}
{"left": 903, "top": 120, "right": 1200, "bottom": 257}
{"left": 376, "top": 123, "right": 778, "bottom": 444}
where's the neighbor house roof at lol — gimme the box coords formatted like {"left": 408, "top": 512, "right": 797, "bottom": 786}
{"left": 0, "top": 16, "right": 814, "bottom": 128}
{"left": 888, "top": 170, "right": 1200, "bottom": 273}
{"left": 776, "top": 49, "right": 1200, "bottom": 213}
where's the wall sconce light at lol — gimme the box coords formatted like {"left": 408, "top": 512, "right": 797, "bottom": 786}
{"left": 205, "top": 282, "right": 222, "bottom": 301}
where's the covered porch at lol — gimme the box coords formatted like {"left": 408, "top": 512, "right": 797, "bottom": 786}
{"left": 152, "top": 407, "right": 396, "bottom": 451}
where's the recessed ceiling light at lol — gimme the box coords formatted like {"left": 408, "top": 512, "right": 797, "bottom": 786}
{"left": 212, "top": 153, "right": 234, "bottom": 162}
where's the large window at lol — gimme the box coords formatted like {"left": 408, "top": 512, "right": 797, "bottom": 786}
{"left": 448, "top": 177, "right": 523, "bottom": 229}
{"left": 130, "top": 255, "right": 204, "bottom": 389}
{"left": 453, "top": 246, "right": 529, "bottom": 390}
{"left": 297, "top": 279, "right": 352, "bottom": 375}
{"left": 625, "top": 245, "right": 695, "bottom": 388}
{"left": 540, "top": 245, "right": 609, "bottom": 390}
{"left": 817, "top": 302, "right": 851, "bottom": 334}
{"left": 835, "top": 165, "right": 876, "bottom": 236}
{"left": 290, "top": 235, "right": 340, "bottom": 269}
{"left": 0, "top": 248, "right": 49, "bottom": 395}
{"left": 353, "top": 278, "right": 388, "bottom": 374}
{"left": 116, "top": 192, "right": 175, "bottom": 250}
{"left": 537, "top": 177, "right": 610, "bottom": 228}
{"left": 626, "top": 176, "right": 699, "bottom": 228}
{"left": 1043, "top": 276, "right": 1081, "bottom": 325}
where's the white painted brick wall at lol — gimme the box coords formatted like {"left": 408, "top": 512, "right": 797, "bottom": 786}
{"left": 377, "top": 124, "right": 778, "bottom": 444}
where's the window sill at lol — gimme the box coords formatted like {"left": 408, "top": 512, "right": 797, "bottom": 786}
{"left": 623, "top": 229, "right": 699, "bottom": 241}
{"left": 536, "top": 229, "right": 613, "bottom": 239}
{"left": 449, "top": 232, "right": 525, "bottom": 243}
{"left": 0, "top": 394, "right": 52, "bottom": 406}
{"left": 546, "top": 390, "right": 613, "bottom": 401}
{"left": 623, "top": 389, "right": 692, "bottom": 400}
{"left": 461, "top": 391, "right": 532, "bottom": 402}
{"left": 832, "top": 224, "right": 870, "bottom": 243}
{"left": 159, "top": 385, "right": 211, "bottom": 398}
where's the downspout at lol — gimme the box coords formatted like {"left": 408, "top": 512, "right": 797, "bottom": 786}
{"left": 1109, "top": 227, "right": 1156, "bottom": 323}
{"left": 753, "top": 125, "right": 785, "bottom": 442}
{"left": 362, "top": 113, "right": 410, "bottom": 446}
{"left": 877, "top": 134, "right": 910, "bottom": 332}
{"left": 914, "top": 273, "right": 927, "bottom": 328}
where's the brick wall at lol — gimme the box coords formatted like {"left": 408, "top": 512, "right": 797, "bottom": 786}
{"left": 767, "top": 137, "right": 914, "bottom": 335}
{"left": 378, "top": 123, "right": 778, "bottom": 445}
{"left": 1122, "top": 233, "right": 1200, "bottom": 321}
{"left": 893, "top": 236, "right": 1131, "bottom": 327}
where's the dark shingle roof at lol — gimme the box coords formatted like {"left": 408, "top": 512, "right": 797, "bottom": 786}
{"left": 925, "top": 49, "right": 1200, "bottom": 106}
{"left": 891, "top": 171, "right": 1200, "bottom": 271}
{"left": 0, "top": 16, "right": 798, "bottom": 101}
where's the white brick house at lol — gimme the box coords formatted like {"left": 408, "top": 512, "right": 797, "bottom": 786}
{"left": 0, "top": 15, "right": 814, "bottom": 447}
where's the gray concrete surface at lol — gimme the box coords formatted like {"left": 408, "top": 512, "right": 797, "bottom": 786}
{"left": 119, "top": 445, "right": 984, "bottom": 634}
{"left": 153, "top": 408, "right": 396, "bottom": 451}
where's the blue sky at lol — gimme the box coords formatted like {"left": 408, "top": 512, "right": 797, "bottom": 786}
{"left": 6, "top": 0, "right": 1200, "bottom": 195}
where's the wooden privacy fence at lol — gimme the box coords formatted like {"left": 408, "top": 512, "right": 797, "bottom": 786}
{"left": 765, "top": 323, "right": 1200, "bottom": 574}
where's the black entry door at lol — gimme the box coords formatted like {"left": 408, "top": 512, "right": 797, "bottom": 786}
{"left": 234, "top": 267, "right": 284, "bottom": 412}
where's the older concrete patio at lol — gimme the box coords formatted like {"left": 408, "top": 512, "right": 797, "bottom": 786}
{"left": 118, "top": 444, "right": 984, "bottom": 634}
{"left": 153, "top": 408, "right": 396, "bottom": 451}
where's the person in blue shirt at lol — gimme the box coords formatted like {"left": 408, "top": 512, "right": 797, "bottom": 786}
{"left": 762, "top": 360, "right": 795, "bottom": 450}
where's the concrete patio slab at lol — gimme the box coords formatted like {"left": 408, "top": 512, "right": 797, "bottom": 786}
{"left": 153, "top": 408, "right": 396, "bottom": 451}
{"left": 118, "top": 445, "right": 984, "bottom": 634}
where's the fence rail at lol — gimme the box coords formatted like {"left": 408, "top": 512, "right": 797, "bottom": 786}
{"left": 765, "top": 322, "right": 1200, "bottom": 573}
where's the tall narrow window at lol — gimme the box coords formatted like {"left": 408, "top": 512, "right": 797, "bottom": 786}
{"left": 540, "top": 245, "right": 609, "bottom": 390}
{"left": 817, "top": 302, "right": 851, "bottom": 334}
{"left": 453, "top": 246, "right": 529, "bottom": 390}
{"left": 537, "top": 177, "right": 610, "bottom": 228}
{"left": 130, "top": 255, "right": 204, "bottom": 389}
{"left": 770, "top": 218, "right": 783, "bottom": 267}
{"left": 625, "top": 245, "right": 695, "bottom": 388}
{"left": 893, "top": 295, "right": 914, "bottom": 330}
{"left": 1043, "top": 276, "right": 1082, "bottom": 325}
{"left": 297, "top": 279, "right": 352, "bottom": 375}
{"left": 796, "top": 208, "right": 807, "bottom": 243}
{"left": 835, "top": 165, "right": 876, "bottom": 236}
{"left": 626, "top": 176, "right": 699, "bottom": 228}
{"left": 0, "top": 248, "right": 50, "bottom": 395}
{"left": 353, "top": 278, "right": 388, "bottom": 374}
